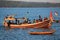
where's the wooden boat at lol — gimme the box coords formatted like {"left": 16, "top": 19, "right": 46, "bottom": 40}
{"left": 29, "top": 29, "right": 55, "bottom": 35}
{"left": 3, "top": 11, "right": 53, "bottom": 29}
{"left": 3, "top": 20, "right": 51, "bottom": 28}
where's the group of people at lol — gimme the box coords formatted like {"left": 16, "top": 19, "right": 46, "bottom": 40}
{"left": 23, "top": 15, "right": 48, "bottom": 23}
{"left": 5, "top": 15, "right": 48, "bottom": 26}
{"left": 33, "top": 15, "right": 48, "bottom": 23}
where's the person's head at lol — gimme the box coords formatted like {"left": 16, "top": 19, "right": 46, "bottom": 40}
{"left": 34, "top": 19, "right": 35, "bottom": 20}
{"left": 39, "top": 15, "right": 41, "bottom": 18}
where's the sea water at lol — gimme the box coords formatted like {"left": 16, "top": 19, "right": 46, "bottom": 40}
{"left": 0, "top": 8, "right": 60, "bottom": 40}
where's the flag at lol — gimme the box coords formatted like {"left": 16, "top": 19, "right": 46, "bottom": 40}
{"left": 49, "top": 11, "right": 53, "bottom": 22}
{"left": 55, "top": 11, "right": 58, "bottom": 16}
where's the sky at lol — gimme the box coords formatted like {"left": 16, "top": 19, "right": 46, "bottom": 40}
{"left": 2, "top": 0, "right": 60, "bottom": 3}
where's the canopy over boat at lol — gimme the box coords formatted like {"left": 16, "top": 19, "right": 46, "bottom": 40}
{"left": 4, "top": 15, "right": 27, "bottom": 20}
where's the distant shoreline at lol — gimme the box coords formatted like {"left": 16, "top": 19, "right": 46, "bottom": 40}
{"left": 0, "top": 1, "right": 60, "bottom": 7}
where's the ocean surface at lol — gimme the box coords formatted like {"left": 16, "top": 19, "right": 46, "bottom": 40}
{"left": 0, "top": 8, "right": 60, "bottom": 40}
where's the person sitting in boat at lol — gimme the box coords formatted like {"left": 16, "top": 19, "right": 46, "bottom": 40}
{"left": 15, "top": 18, "right": 20, "bottom": 24}
{"left": 33, "top": 19, "right": 39, "bottom": 23}
{"left": 44, "top": 17, "right": 48, "bottom": 21}
{"left": 36, "top": 19, "right": 39, "bottom": 23}
{"left": 26, "top": 18, "right": 31, "bottom": 24}
{"left": 8, "top": 20, "right": 11, "bottom": 28}
{"left": 23, "top": 18, "right": 28, "bottom": 24}
{"left": 23, "top": 20, "right": 28, "bottom": 24}
{"left": 39, "top": 15, "right": 42, "bottom": 22}
{"left": 17, "top": 20, "right": 20, "bottom": 24}
{"left": 15, "top": 18, "right": 18, "bottom": 24}
{"left": 33, "top": 19, "right": 36, "bottom": 23}
{"left": 28, "top": 20, "right": 31, "bottom": 24}
{"left": 23, "top": 18, "right": 31, "bottom": 24}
